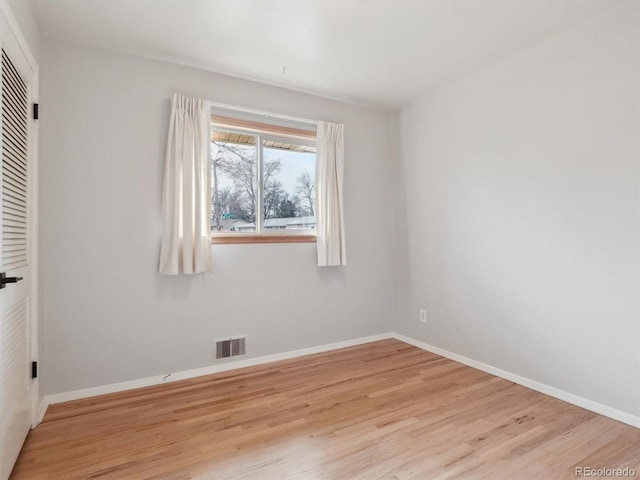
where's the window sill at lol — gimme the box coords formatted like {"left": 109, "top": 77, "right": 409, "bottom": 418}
{"left": 211, "top": 234, "right": 317, "bottom": 245}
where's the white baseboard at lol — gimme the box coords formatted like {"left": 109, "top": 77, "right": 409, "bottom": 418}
{"left": 46, "top": 333, "right": 393, "bottom": 405}
{"left": 391, "top": 332, "right": 640, "bottom": 429}
{"left": 36, "top": 398, "right": 48, "bottom": 425}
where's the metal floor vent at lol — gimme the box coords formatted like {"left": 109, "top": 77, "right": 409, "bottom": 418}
{"left": 215, "top": 336, "right": 246, "bottom": 359}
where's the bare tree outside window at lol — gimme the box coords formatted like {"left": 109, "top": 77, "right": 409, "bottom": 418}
{"left": 211, "top": 131, "right": 316, "bottom": 233}
{"left": 295, "top": 171, "right": 315, "bottom": 216}
{"left": 211, "top": 140, "right": 258, "bottom": 231}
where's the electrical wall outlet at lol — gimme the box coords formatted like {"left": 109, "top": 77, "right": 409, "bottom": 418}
{"left": 419, "top": 309, "right": 427, "bottom": 324}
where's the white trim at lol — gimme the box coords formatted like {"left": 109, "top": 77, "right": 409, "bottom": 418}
{"left": 46, "top": 333, "right": 393, "bottom": 405}
{"left": 36, "top": 399, "right": 47, "bottom": 425}
{"left": 27, "top": 53, "right": 39, "bottom": 430}
{"left": 391, "top": 333, "right": 640, "bottom": 429}
{"left": 209, "top": 100, "right": 318, "bottom": 127}
{"left": 0, "top": 0, "right": 37, "bottom": 73}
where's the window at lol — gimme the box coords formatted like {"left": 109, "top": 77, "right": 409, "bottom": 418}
{"left": 210, "top": 115, "right": 317, "bottom": 244}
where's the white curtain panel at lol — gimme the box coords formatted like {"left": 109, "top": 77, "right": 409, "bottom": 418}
{"left": 159, "top": 93, "right": 213, "bottom": 275}
{"left": 316, "top": 121, "right": 347, "bottom": 266}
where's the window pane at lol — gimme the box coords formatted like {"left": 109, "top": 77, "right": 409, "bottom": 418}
{"left": 263, "top": 141, "right": 316, "bottom": 232}
{"left": 211, "top": 131, "right": 258, "bottom": 232}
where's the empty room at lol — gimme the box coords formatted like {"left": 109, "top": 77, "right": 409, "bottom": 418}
{"left": 1, "top": 0, "right": 639, "bottom": 478}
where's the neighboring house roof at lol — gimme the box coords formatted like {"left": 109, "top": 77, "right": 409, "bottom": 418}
{"left": 212, "top": 216, "right": 315, "bottom": 230}
{"left": 264, "top": 216, "right": 315, "bottom": 228}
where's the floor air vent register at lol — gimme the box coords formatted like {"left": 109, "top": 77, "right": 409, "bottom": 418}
{"left": 215, "top": 336, "right": 246, "bottom": 359}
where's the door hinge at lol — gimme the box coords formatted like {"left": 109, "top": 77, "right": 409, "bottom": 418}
{"left": 32, "top": 361, "right": 37, "bottom": 379}
{"left": 33, "top": 103, "right": 39, "bottom": 120}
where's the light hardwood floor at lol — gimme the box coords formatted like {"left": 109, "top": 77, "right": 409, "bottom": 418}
{"left": 10, "top": 339, "right": 640, "bottom": 479}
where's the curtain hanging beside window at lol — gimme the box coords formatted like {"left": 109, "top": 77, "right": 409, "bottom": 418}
{"left": 159, "top": 93, "right": 213, "bottom": 274}
{"left": 316, "top": 121, "right": 347, "bottom": 266}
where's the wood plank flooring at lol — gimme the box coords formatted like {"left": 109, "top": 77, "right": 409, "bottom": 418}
{"left": 10, "top": 339, "right": 640, "bottom": 479}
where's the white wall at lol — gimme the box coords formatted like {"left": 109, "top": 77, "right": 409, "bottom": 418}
{"left": 394, "top": 1, "right": 640, "bottom": 416}
{"left": 40, "top": 40, "right": 394, "bottom": 395}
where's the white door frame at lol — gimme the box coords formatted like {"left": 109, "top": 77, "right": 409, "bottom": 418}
{"left": 0, "top": 0, "right": 40, "bottom": 428}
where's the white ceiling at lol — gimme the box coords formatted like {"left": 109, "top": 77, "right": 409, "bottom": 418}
{"left": 30, "top": 0, "right": 626, "bottom": 109}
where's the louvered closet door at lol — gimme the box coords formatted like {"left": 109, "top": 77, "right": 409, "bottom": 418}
{"left": 0, "top": 17, "right": 35, "bottom": 480}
